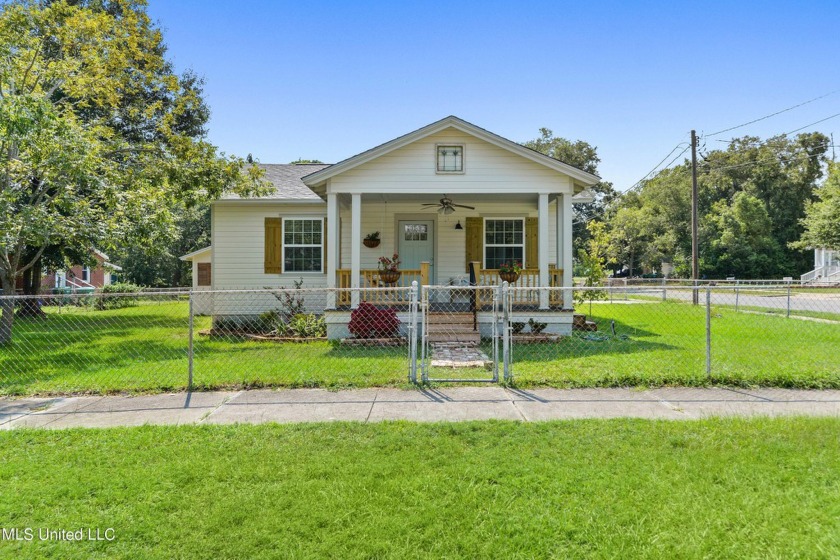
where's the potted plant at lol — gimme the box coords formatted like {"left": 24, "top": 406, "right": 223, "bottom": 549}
{"left": 363, "top": 231, "right": 381, "bottom": 248}
{"left": 498, "top": 261, "right": 522, "bottom": 283}
{"left": 377, "top": 253, "right": 401, "bottom": 285}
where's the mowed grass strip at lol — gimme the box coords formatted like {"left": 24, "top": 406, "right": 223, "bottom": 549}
{"left": 1, "top": 298, "right": 839, "bottom": 395}
{"left": 0, "top": 418, "right": 839, "bottom": 559}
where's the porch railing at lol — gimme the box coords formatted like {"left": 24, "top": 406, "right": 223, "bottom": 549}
{"left": 474, "top": 264, "right": 564, "bottom": 306}
{"left": 335, "top": 263, "right": 564, "bottom": 307}
{"left": 336, "top": 264, "right": 428, "bottom": 306}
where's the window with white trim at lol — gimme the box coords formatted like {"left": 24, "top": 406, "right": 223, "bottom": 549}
{"left": 484, "top": 219, "right": 524, "bottom": 269}
{"left": 283, "top": 218, "right": 323, "bottom": 272}
{"left": 436, "top": 145, "right": 463, "bottom": 173}
{"left": 81, "top": 266, "right": 90, "bottom": 283}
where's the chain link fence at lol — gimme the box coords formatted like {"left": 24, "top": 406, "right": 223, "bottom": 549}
{"left": 0, "top": 283, "right": 837, "bottom": 395}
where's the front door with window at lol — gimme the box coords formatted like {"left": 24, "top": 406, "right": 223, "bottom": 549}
{"left": 398, "top": 220, "right": 434, "bottom": 283}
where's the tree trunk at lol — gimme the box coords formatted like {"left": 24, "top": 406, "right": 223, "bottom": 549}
{"left": 0, "top": 272, "right": 15, "bottom": 345}
{"left": 16, "top": 257, "right": 45, "bottom": 318}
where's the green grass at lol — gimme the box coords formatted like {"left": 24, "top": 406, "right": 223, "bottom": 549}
{"left": 511, "top": 300, "right": 840, "bottom": 388}
{"left": 0, "top": 419, "right": 838, "bottom": 558}
{"left": 1, "top": 298, "right": 838, "bottom": 395}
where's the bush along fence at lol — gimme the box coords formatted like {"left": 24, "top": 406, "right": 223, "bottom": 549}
{"left": 0, "top": 283, "right": 838, "bottom": 395}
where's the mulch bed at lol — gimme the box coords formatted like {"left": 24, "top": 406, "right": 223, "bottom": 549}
{"left": 340, "top": 337, "right": 407, "bottom": 347}
{"left": 198, "top": 329, "right": 327, "bottom": 343}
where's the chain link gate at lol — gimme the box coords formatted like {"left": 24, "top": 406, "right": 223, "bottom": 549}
{"left": 417, "top": 284, "right": 504, "bottom": 383}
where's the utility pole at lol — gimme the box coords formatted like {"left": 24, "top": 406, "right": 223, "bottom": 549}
{"left": 691, "top": 130, "right": 699, "bottom": 305}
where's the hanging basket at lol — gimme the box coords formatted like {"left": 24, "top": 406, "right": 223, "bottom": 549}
{"left": 363, "top": 238, "right": 381, "bottom": 249}
{"left": 378, "top": 270, "right": 401, "bottom": 285}
{"left": 499, "top": 271, "right": 520, "bottom": 284}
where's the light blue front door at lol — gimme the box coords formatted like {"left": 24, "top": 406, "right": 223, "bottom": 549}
{"left": 398, "top": 220, "right": 434, "bottom": 282}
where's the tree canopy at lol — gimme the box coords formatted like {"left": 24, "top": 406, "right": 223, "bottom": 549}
{"left": 0, "top": 0, "right": 267, "bottom": 342}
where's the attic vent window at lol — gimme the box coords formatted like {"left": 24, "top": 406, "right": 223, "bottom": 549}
{"left": 436, "top": 145, "right": 464, "bottom": 173}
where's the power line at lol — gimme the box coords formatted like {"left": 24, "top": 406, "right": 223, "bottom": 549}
{"left": 619, "top": 140, "right": 690, "bottom": 194}
{"left": 782, "top": 112, "right": 840, "bottom": 136}
{"left": 698, "top": 147, "right": 831, "bottom": 173}
{"left": 704, "top": 90, "right": 838, "bottom": 138}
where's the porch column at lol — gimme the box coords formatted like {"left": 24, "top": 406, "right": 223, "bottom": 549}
{"left": 326, "top": 193, "right": 338, "bottom": 309}
{"left": 538, "top": 193, "right": 550, "bottom": 309}
{"left": 351, "top": 193, "right": 361, "bottom": 308}
{"left": 554, "top": 196, "right": 562, "bottom": 281}
{"left": 561, "top": 193, "right": 573, "bottom": 308}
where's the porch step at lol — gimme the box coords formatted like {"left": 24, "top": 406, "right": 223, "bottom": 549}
{"left": 426, "top": 323, "right": 477, "bottom": 333}
{"left": 427, "top": 332, "right": 481, "bottom": 344}
{"left": 427, "top": 312, "right": 474, "bottom": 325}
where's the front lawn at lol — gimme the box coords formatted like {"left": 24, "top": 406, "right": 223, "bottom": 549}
{"left": 0, "top": 298, "right": 838, "bottom": 395}
{"left": 0, "top": 418, "right": 838, "bottom": 558}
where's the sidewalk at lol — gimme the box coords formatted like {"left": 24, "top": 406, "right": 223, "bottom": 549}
{"left": 2, "top": 387, "right": 840, "bottom": 429}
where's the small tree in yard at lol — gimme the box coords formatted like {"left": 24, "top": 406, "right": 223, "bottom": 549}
{"left": 0, "top": 1, "right": 267, "bottom": 344}
{"left": 575, "top": 221, "right": 611, "bottom": 310}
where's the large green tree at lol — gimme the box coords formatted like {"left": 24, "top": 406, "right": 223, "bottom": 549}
{"left": 0, "top": 0, "right": 266, "bottom": 343}
{"left": 607, "top": 133, "right": 829, "bottom": 278}
{"left": 522, "top": 128, "right": 617, "bottom": 252}
{"left": 792, "top": 162, "right": 840, "bottom": 251}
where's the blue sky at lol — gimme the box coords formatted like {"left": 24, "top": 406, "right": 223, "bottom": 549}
{"left": 147, "top": 1, "right": 840, "bottom": 190}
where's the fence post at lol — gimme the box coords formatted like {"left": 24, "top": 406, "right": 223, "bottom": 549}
{"left": 420, "top": 286, "right": 428, "bottom": 383}
{"left": 735, "top": 280, "right": 740, "bottom": 312}
{"left": 408, "top": 281, "right": 418, "bottom": 384}
{"left": 786, "top": 284, "right": 791, "bottom": 318}
{"left": 661, "top": 277, "right": 666, "bottom": 302}
{"left": 502, "top": 281, "right": 511, "bottom": 382}
{"left": 705, "top": 286, "right": 711, "bottom": 376}
{"left": 188, "top": 291, "right": 194, "bottom": 390}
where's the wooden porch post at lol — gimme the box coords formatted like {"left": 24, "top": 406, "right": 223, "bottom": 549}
{"left": 538, "top": 193, "right": 550, "bottom": 309}
{"left": 326, "top": 193, "right": 338, "bottom": 308}
{"left": 351, "top": 193, "right": 361, "bottom": 308}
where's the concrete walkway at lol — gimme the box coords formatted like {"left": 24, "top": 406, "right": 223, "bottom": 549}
{"left": 2, "top": 387, "right": 839, "bottom": 429}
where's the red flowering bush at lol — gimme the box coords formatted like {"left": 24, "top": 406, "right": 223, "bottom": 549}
{"left": 348, "top": 302, "right": 401, "bottom": 338}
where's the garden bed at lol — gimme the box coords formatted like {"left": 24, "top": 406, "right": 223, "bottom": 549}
{"left": 511, "top": 334, "right": 563, "bottom": 344}
{"left": 340, "top": 337, "right": 407, "bottom": 347}
{"left": 199, "top": 329, "right": 327, "bottom": 342}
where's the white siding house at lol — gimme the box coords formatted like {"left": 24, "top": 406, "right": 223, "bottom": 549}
{"left": 208, "top": 116, "right": 600, "bottom": 335}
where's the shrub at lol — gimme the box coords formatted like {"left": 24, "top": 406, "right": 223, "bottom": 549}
{"left": 348, "top": 302, "right": 400, "bottom": 338}
{"left": 287, "top": 313, "right": 326, "bottom": 338}
{"left": 511, "top": 322, "right": 526, "bottom": 334}
{"left": 97, "top": 283, "right": 142, "bottom": 310}
{"left": 528, "top": 318, "right": 547, "bottom": 334}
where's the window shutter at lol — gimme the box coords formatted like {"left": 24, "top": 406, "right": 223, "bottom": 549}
{"left": 264, "top": 217, "right": 282, "bottom": 274}
{"left": 322, "top": 217, "right": 327, "bottom": 272}
{"left": 525, "top": 217, "right": 538, "bottom": 268}
{"left": 197, "top": 263, "right": 211, "bottom": 286}
{"left": 465, "top": 217, "right": 483, "bottom": 272}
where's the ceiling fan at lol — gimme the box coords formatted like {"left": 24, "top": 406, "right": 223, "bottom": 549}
{"left": 420, "top": 195, "right": 475, "bottom": 215}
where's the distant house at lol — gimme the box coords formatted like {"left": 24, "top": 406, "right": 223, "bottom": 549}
{"left": 42, "top": 249, "right": 122, "bottom": 291}
{"left": 802, "top": 248, "right": 839, "bottom": 284}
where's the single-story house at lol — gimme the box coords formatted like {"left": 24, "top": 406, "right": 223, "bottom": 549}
{"left": 180, "top": 246, "right": 213, "bottom": 314}
{"left": 206, "top": 116, "right": 600, "bottom": 337}
{"left": 802, "top": 248, "right": 839, "bottom": 284}
{"left": 28, "top": 249, "right": 122, "bottom": 292}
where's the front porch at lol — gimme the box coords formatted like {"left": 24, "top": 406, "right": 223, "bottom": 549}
{"left": 324, "top": 191, "right": 578, "bottom": 311}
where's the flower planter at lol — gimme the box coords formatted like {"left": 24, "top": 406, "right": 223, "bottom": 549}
{"left": 499, "top": 271, "right": 520, "bottom": 284}
{"left": 378, "top": 270, "right": 401, "bottom": 285}
{"left": 363, "top": 238, "right": 380, "bottom": 248}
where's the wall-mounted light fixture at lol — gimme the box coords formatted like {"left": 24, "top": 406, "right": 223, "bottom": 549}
{"left": 455, "top": 220, "right": 463, "bottom": 230}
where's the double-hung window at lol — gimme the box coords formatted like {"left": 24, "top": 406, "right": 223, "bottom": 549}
{"left": 283, "top": 218, "right": 323, "bottom": 272}
{"left": 484, "top": 219, "right": 524, "bottom": 269}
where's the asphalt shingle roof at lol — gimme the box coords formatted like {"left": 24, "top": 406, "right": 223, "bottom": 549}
{"left": 222, "top": 163, "right": 331, "bottom": 200}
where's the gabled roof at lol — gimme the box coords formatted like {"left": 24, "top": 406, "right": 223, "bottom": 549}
{"left": 221, "top": 163, "right": 330, "bottom": 201}
{"left": 179, "top": 246, "right": 212, "bottom": 261}
{"left": 302, "top": 115, "right": 601, "bottom": 190}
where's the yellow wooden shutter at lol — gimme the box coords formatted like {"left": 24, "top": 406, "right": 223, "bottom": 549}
{"left": 264, "top": 217, "right": 282, "bottom": 274}
{"left": 525, "top": 217, "right": 538, "bottom": 268}
{"left": 322, "top": 217, "right": 327, "bottom": 272}
{"left": 465, "top": 217, "right": 483, "bottom": 272}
